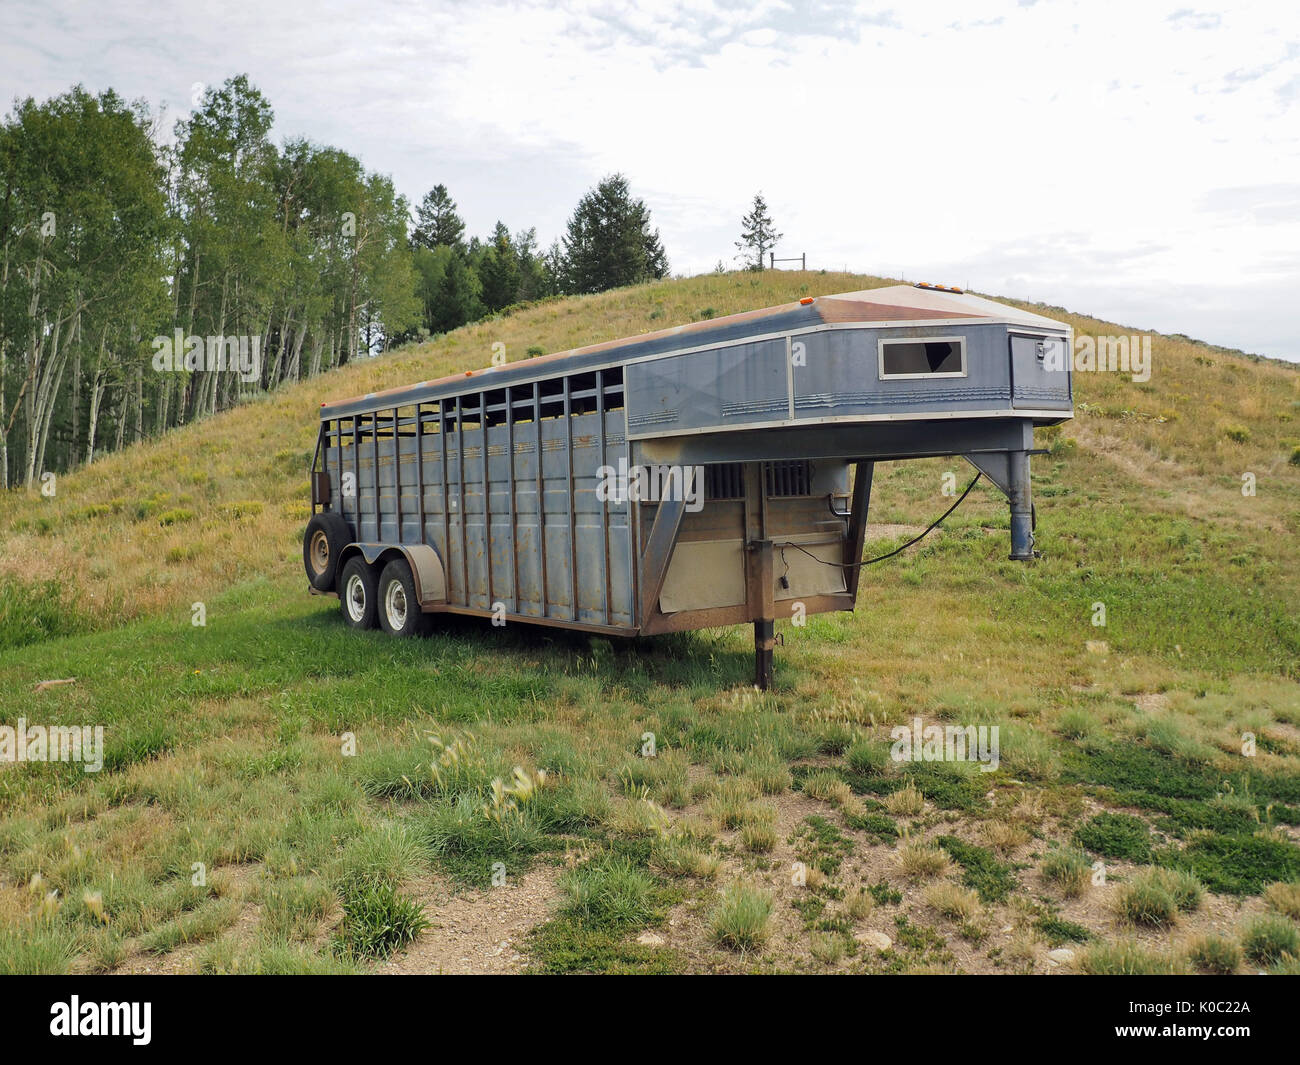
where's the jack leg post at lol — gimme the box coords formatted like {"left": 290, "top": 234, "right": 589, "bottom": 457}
{"left": 747, "top": 538, "right": 775, "bottom": 689}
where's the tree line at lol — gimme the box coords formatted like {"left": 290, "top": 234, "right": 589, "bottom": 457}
{"left": 0, "top": 75, "right": 670, "bottom": 489}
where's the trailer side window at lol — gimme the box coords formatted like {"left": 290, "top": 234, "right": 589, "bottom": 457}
{"left": 878, "top": 337, "right": 966, "bottom": 379}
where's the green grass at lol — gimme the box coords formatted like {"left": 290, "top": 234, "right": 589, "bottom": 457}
{"left": 1035, "top": 913, "right": 1093, "bottom": 946}
{"left": 711, "top": 883, "right": 773, "bottom": 952}
{"left": 1155, "top": 833, "right": 1300, "bottom": 895}
{"left": 0, "top": 924, "right": 78, "bottom": 974}
{"left": 790, "top": 816, "right": 853, "bottom": 878}
{"left": 1239, "top": 914, "right": 1300, "bottom": 966}
{"left": 559, "top": 855, "right": 657, "bottom": 931}
{"left": 0, "top": 575, "right": 89, "bottom": 650}
{"left": 1074, "top": 812, "right": 1154, "bottom": 862}
{"left": 334, "top": 883, "right": 428, "bottom": 960}
{"left": 1187, "top": 934, "right": 1241, "bottom": 975}
{"left": 1077, "top": 940, "right": 1186, "bottom": 975}
{"left": 1041, "top": 847, "right": 1092, "bottom": 897}
{"left": 936, "top": 836, "right": 1018, "bottom": 903}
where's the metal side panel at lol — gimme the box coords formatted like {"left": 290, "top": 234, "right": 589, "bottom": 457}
{"left": 625, "top": 338, "right": 789, "bottom": 436}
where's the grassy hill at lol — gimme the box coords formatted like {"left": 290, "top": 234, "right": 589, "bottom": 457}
{"left": 2, "top": 270, "right": 1299, "bottom": 975}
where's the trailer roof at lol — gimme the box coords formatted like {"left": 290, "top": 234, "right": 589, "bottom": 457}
{"left": 320, "top": 284, "right": 1068, "bottom": 419}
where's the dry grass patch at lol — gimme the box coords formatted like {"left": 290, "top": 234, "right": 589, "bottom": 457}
{"left": 925, "top": 882, "right": 981, "bottom": 922}
{"left": 884, "top": 782, "right": 925, "bottom": 817}
{"left": 982, "top": 821, "right": 1030, "bottom": 854}
{"left": 897, "top": 841, "right": 952, "bottom": 881}
{"left": 1263, "top": 881, "right": 1300, "bottom": 919}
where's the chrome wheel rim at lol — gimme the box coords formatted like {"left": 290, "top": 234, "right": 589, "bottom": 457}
{"left": 345, "top": 573, "right": 366, "bottom": 622}
{"left": 385, "top": 580, "right": 408, "bottom": 630}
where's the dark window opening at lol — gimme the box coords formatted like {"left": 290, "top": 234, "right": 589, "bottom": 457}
{"left": 880, "top": 339, "right": 964, "bottom": 377}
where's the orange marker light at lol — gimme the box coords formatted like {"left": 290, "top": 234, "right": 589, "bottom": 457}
{"left": 800, "top": 297, "right": 814, "bottom": 305}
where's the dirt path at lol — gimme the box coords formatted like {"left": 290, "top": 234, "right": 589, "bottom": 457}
{"left": 378, "top": 864, "right": 563, "bottom": 975}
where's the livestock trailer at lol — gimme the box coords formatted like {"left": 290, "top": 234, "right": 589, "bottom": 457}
{"left": 304, "top": 284, "right": 1073, "bottom": 687}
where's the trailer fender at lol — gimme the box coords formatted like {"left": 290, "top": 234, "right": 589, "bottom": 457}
{"left": 340, "top": 543, "right": 447, "bottom": 610}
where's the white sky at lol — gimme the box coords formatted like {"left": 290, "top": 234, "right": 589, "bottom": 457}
{"left": 4, "top": 0, "right": 1298, "bottom": 359}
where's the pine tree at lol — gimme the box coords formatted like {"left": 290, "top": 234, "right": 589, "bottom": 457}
{"left": 735, "top": 192, "right": 783, "bottom": 271}
{"left": 478, "top": 221, "right": 519, "bottom": 311}
{"left": 561, "top": 173, "right": 668, "bottom": 294}
{"left": 411, "top": 183, "right": 465, "bottom": 250}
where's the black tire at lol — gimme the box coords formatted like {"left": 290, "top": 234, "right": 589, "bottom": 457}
{"left": 338, "top": 556, "right": 379, "bottom": 630}
{"left": 304, "top": 511, "right": 350, "bottom": 592}
{"left": 377, "top": 559, "right": 428, "bottom": 637}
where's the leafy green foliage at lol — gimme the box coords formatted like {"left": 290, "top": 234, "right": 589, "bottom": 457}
{"left": 936, "top": 836, "right": 1017, "bottom": 902}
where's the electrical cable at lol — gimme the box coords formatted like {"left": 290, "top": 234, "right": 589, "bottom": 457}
{"left": 779, "top": 472, "right": 983, "bottom": 575}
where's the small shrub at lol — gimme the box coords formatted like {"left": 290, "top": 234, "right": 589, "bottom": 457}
{"left": 1263, "top": 880, "right": 1300, "bottom": 919}
{"left": 1224, "top": 425, "right": 1250, "bottom": 444}
{"left": 936, "top": 836, "right": 1017, "bottom": 903}
{"left": 711, "top": 882, "right": 773, "bottom": 952}
{"left": 1078, "top": 940, "right": 1183, "bottom": 975}
{"left": 803, "top": 770, "right": 852, "bottom": 806}
{"left": 897, "top": 841, "right": 950, "bottom": 881}
{"left": 1187, "top": 934, "right": 1241, "bottom": 975}
{"left": 1240, "top": 915, "right": 1300, "bottom": 966}
{"left": 925, "top": 882, "right": 981, "bottom": 922}
{"left": 1042, "top": 847, "right": 1092, "bottom": 898}
{"left": 884, "top": 782, "right": 925, "bottom": 817}
{"left": 869, "top": 881, "right": 903, "bottom": 906}
{"left": 560, "top": 856, "right": 656, "bottom": 931}
{"left": 1115, "top": 874, "right": 1177, "bottom": 927}
{"left": 335, "top": 883, "right": 428, "bottom": 960}
{"left": 741, "top": 823, "right": 776, "bottom": 854}
{"left": 1034, "top": 913, "right": 1091, "bottom": 946}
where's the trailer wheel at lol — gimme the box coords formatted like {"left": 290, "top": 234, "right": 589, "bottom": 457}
{"left": 339, "top": 557, "right": 378, "bottom": 630}
{"left": 304, "top": 511, "right": 350, "bottom": 591}
{"left": 377, "top": 559, "right": 428, "bottom": 637}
